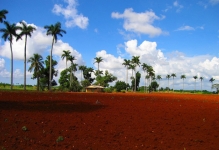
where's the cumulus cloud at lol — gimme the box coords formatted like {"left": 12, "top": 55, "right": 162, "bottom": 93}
{"left": 95, "top": 40, "right": 219, "bottom": 91}
{"left": 52, "top": 0, "right": 89, "bottom": 29}
{"left": 0, "top": 21, "right": 85, "bottom": 84}
{"left": 111, "top": 8, "right": 167, "bottom": 37}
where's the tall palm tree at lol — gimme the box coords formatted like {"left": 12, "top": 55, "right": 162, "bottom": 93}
{"left": 28, "top": 54, "right": 44, "bottom": 91}
{"left": 0, "top": 9, "right": 8, "bottom": 23}
{"left": 61, "top": 50, "right": 71, "bottom": 69}
{"left": 131, "top": 56, "right": 141, "bottom": 92}
{"left": 145, "top": 75, "right": 150, "bottom": 93}
{"left": 156, "top": 75, "right": 162, "bottom": 92}
{"left": 79, "top": 65, "right": 86, "bottom": 81}
{"left": 147, "top": 65, "right": 155, "bottom": 86}
{"left": 0, "top": 21, "right": 21, "bottom": 90}
{"left": 171, "top": 73, "right": 176, "bottom": 92}
{"left": 44, "top": 22, "right": 66, "bottom": 90}
{"left": 209, "top": 77, "right": 215, "bottom": 91}
{"left": 68, "top": 55, "right": 77, "bottom": 87}
{"left": 122, "top": 59, "right": 131, "bottom": 91}
{"left": 94, "top": 57, "right": 103, "bottom": 74}
{"left": 18, "top": 21, "right": 36, "bottom": 90}
{"left": 193, "top": 75, "right": 198, "bottom": 92}
{"left": 181, "top": 74, "right": 186, "bottom": 92}
{"left": 200, "top": 77, "right": 204, "bottom": 92}
{"left": 166, "top": 74, "right": 171, "bottom": 92}
{"left": 142, "top": 63, "right": 149, "bottom": 92}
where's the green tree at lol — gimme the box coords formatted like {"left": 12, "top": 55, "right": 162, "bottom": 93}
{"left": 44, "top": 22, "right": 66, "bottom": 90}
{"left": 83, "top": 67, "right": 94, "bottom": 84}
{"left": 27, "top": 54, "right": 44, "bottom": 91}
{"left": 68, "top": 55, "right": 76, "bottom": 88}
{"left": 200, "top": 76, "right": 204, "bottom": 92}
{"left": 209, "top": 77, "right": 215, "bottom": 91}
{"left": 114, "top": 80, "right": 128, "bottom": 92}
{"left": 149, "top": 81, "right": 159, "bottom": 91}
{"left": 166, "top": 74, "right": 171, "bottom": 92}
{"left": 18, "top": 21, "right": 36, "bottom": 90}
{"left": 95, "top": 70, "right": 117, "bottom": 87}
{"left": 131, "top": 56, "right": 141, "bottom": 92}
{"left": 40, "top": 56, "right": 58, "bottom": 90}
{"left": 79, "top": 65, "right": 86, "bottom": 81}
{"left": 193, "top": 75, "right": 198, "bottom": 92}
{"left": 156, "top": 75, "right": 162, "bottom": 91}
{"left": 171, "top": 73, "right": 176, "bottom": 92}
{"left": 81, "top": 79, "right": 91, "bottom": 91}
{"left": 0, "top": 9, "right": 8, "bottom": 23}
{"left": 0, "top": 21, "right": 21, "bottom": 90}
{"left": 142, "top": 63, "right": 149, "bottom": 92}
{"left": 180, "top": 74, "right": 186, "bottom": 92}
{"left": 122, "top": 59, "right": 131, "bottom": 90}
{"left": 94, "top": 57, "right": 103, "bottom": 75}
{"left": 131, "top": 71, "right": 141, "bottom": 91}
{"left": 61, "top": 50, "right": 71, "bottom": 69}
{"left": 58, "top": 69, "right": 70, "bottom": 90}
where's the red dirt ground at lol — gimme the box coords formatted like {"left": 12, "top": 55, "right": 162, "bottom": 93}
{"left": 0, "top": 91, "right": 219, "bottom": 150}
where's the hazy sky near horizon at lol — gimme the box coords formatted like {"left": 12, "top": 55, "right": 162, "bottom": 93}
{"left": 0, "top": 0, "right": 219, "bottom": 90}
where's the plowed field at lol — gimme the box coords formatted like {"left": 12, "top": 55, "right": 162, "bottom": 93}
{"left": 0, "top": 91, "right": 219, "bottom": 150}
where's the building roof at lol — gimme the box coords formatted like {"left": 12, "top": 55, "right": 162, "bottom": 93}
{"left": 86, "top": 85, "right": 104, "bottom": 89}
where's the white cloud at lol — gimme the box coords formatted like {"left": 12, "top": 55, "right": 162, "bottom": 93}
{"left": 95, "top": 40, "right": 219, "bottom": 91}
{"left": 111, "top": 8, "right": 167, "bottom": 37}
{"left": 176, "top": 25, "right": 195, "bottom": 31}
{"left": 210, "top": 0, "right": 219, "bottom": 5}
{"left": 173, "top": 1, "right": 184, "bottom": 12}
{"left": 52, "top": 0, "right": 89, "bottom": 29}
{"left": 0, "top": 21, "right": 85, "bottom": 85}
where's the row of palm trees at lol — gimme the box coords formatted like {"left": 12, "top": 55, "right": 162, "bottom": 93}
{"left": 0, "top": 9, "right": 66, "bottom": 90}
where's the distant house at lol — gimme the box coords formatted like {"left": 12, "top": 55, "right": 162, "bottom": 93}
{"left": 85, "top": 85, "right": 104, "bottom": 92}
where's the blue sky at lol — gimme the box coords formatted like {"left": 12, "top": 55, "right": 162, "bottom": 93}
{"left": 0, "top": 0, "right": 219, "bottom": 90}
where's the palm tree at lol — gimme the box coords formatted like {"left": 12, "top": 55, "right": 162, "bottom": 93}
{"left": 200, "top": 77, "right": 204, "bottom": 92}
{"left": 193, "top": 76, "right": 198, "bottom": 92}
{"left": 68, "top": 55, "right": 77, "bottom": 87}
{"left": 0, "top": 9, "right": 8, "bottom": 23}
{"left": 181, "top": 75, "right": 186, "bottom": 92}
{"left": 44, "top": 22, "right": 66, "bottom": 90}
{"left": 94, "top": 57, "right": 103, "bottom": 74}
{"left": 79, "top": 65, "right": 86, "bottom": 81}
{"left": 123, "top": 59, "right": 131, "bottom": 91}
{"left": 131, "top": 56, "right": 141, "bottom": 92}
{"left": 171, "top": 73, "right": 176, "bottom": 92}
{"left": 209, "top": 77, "right": 215, "bottom": 91}
{"left": 0, "top": 21, "right": 21, "bottom": 90}
{"left": 18, "top": 21, "right": 36, "bottom": 90}
{"left": 142, "top": 63, "right": 149, "bottom": 92}
{"left": 166, "top": 74, "right": 171, "bottom": 92}
{"left": 156, "top": 75, "right": 162, "bottom": 92}
{"left": 145, "top": 75, "right": 150, "bottom": 93}
{"left": 61, "top": 50, "right": 71, "bottom": 69}
{"left": 147, "top": 66, "right": 155, "bottom": 86}
{"left": 28, "top": 54, "right": 44, "bottom": 91}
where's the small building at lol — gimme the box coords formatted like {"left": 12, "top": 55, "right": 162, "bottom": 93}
{"left": 85, "top": 85, "right": 104, "bottom": 92}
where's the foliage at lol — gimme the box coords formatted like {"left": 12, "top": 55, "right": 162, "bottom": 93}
{"left": 56, "top": 136, "right": 64, "bottom": 142}
{"left": 114, "top": 80, "right": 128, "bottom": 92}
{"left": 94, "top": 70, "right": 117, "bottom": 87}
{"left": 39, "top": 56, "right": 58, "bottom": 90}
{"left": 131, "top": 71, "right": 141, "bottom": 91}
{"left": 149, "top": 81, "right": 159, "bottom": 91}
{"left": 81, "top": 79, "right": 91, "bottom": 91}
{"left": 83, "top": 67, "right": 94, "bottom": 84}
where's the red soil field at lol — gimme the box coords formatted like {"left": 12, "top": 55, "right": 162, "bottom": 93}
{"left": 0, "top": 91, "right": 219, "bottom": 150}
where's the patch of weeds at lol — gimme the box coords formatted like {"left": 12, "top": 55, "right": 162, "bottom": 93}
{"left": 4, "top": 119, "right": 8, "bottom": 122}
{"left": 1, "top": 146, "right": 6, "bottom": 150}
{"left": 56, "top": 136, "right": 64, "bottom": 142}
{"left": 22, "top": 126, "right": 28, "bottom": 131}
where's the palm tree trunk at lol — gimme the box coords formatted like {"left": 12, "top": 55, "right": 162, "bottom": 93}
{"left": 24, "top": 35, "right": 27, "bottom": 90}
{"left": 126, "top": 67, "right": 128, "bottom": 91}
{"left": 134, "top": 68, "right": 136, "bottom": 92}
{"left": 10, "top": 42, "right": 13, "bottom": 90}
{"left": 49, "top": 37, "right": 55, "bottom": 91}
{"left": 37, "top": 76, "right": 39, "bottom": 91}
